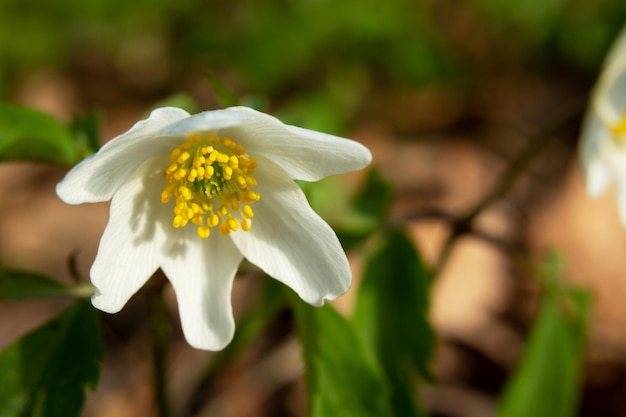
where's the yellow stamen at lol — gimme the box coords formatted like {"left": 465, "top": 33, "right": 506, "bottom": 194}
{"left": 197, "top": 226, "right": 210, "bottom": 238}
{"left": 169, "top": 148, "right": 182, "bottom": 162}
{"left": 209, "top": 214, "right": 219, "bottom": 227}
{"left": 173, "top": 215, "right": 185, "bottom": 228}
{"left": 243, "top": 205, "right": 254, "bottom": 218}
{"left": 612, "top": 114, "right": 626, "bottom": 142}
{"left": 166, "top": 163, "right": 178, "bottom": 175}
{"left": 161, "top": 134, "right": 260, "bottom": 239}
{"left": 177, "top": 152, "right": 190, "bottom": 164}
{"left": 227, "top": 217, "right": 239, "bottom": 231}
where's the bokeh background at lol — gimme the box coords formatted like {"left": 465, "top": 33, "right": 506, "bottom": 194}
{"left": 1, "top": 0, "right": 626, "bottom": 416}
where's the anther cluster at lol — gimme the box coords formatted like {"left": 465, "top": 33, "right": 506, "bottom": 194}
{"left": 161, "top": 134, "right": 260, "bottom": 238}
{"left": 612, "top": 115, "right": 626, "bottom": 141}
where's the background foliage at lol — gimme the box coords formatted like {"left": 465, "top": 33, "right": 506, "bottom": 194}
{"left": 1, "top": 0, "right": 625, "bottom": 416}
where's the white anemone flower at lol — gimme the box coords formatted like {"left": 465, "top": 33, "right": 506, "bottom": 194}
{"left": 57, "top": 106, "right": 372, "bottom": 350}
{"left": 580, "top": 26, "right": 626, "bottom": 226}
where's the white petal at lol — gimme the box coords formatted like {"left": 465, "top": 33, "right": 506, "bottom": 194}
{"left": 615, "top": 177, "right": 626, "bottom": 228}
{"left": 579, "top": 111, "right": 613, "bottom": 197}
{"left": 606, "top": 26, "right": 626, "bottom": 65}
{"left": 90, "top": 157, "right": 170, "bottom": 313}
{"left": 90, "top": 152, "right": 244, "bottom": 351}
{"left": 57, "top": 107, "right": 190, "bottom": 204}
{"left": 601, "top": 140, "right": 626, "bottom": 185}
{"left": 230, "top": 156, "right": 352, "bottom": 306}
{"left": 156, "top": 107, "right": 255, "bottom": 136}
{"left": 579, "top": 110, "right": 606, "bottom": 165}
{"left": 598, "top": 25, "right": 626, "bottom": 90}
{"left": 218, "top": 107, "right": 372, "bottom": 181}
{"left": 586, "top": 159, "right": 612, "bottom": 198}
{"left": 591, "top": 27, "right": 626, "bottom": 128}
{"left": 596, "top": 67, "right": 626, "bottom": 122}
{"left": 161, "top": 228, "right": 243, "bottom": 351}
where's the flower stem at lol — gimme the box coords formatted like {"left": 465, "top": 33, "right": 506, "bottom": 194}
{"left": 148, "top": 276, "right": 172, "bottom": 417}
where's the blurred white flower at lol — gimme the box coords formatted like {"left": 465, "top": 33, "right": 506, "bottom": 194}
{"left": 57, "top": 106, "right": 371, "bottom": 350}
{"left": 580, "top": 26, "right": 626, "bottom": 226}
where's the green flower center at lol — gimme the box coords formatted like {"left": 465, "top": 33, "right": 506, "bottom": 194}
{"left": 161, "top": 134, "right": 260, "bottom": 238}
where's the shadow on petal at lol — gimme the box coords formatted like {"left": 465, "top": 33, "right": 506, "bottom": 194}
{"left": 127, "top": 156, "right": 190, "bottom": 260}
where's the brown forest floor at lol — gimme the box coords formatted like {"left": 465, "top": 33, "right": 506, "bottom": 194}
{"left": 2, "top": 67, "right": 626, "bottom": 417}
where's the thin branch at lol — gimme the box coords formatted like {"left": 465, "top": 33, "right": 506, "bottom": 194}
{"left": 433, "top": 98, "right": 586, "bottom": 272}
{"left": 147, "top": 274, "right": 172, "bottom": 417}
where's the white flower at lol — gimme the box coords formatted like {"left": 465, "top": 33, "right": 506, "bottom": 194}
{"left": 57, "top": 106, "right": 371, "bottom": 350}
{"left": 580, "top": 26, "right": 626, "bottom": 226}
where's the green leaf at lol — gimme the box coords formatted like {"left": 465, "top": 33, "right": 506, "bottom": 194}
{"left": 291, "top": 298, "right": 394, "bottom": 417}
{"left": 353, "top": 228, "right": 434, "bottom": 417}
{"left": 0, "top": 300, "right": 103, "bottom": 417}
{"left": 352, "top": 168, "right": 394, "bottom": 227}
{"left": 204, "top": 74, "right": 240, "bottom": 108}
{"left": 151, "top": 93, "right": 201, "bottom": 114}
{"left": 0, "top": 103, "right": 80, "bottom": 166}
{"left": 69, "top": 110, "right": 101, "bottom": 157}
{"left": 496, "top": 264, "right": 590, "bottom": 417}
{"left": 301, "top": 168, "right": 393, "bottom": 248}
{"left": 0, "top": 270, "right": 94, "bottom": 300}
{"left": 304, "top": 176, "right": 376, "bottom": 230}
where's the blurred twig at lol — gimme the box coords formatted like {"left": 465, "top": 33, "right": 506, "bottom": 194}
{"left": 402, "top": 97, "right": 587, "bottom": 273}
{"left": 147, "top": 272, "right": 172, "bottom": 417}
{"left": 395, "top": 207, "right": 524, "bottom": 258}
{"left": 67, "top": 250, "right": 82, "bottom": 283}
{"left": 433, "top": 97, "right": 586, "bottom": 272}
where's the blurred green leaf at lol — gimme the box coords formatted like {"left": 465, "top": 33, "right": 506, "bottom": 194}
{"left": 353, "top": 168, "right": 394, "bottom": 224}
{"left": 467, "top": 0, "right": 626, "bottom": 70}
{"left": 0, "top": 300, "right": 103, "bottom": 417}
{"left": 304, "top": 177, "right": 376, "bottom": 232}
{"left": 1, "top": 271, "right": 67, "bottom": 300}
{"left": 302, "top": 168, "right": 393, "bottom": 248}
{"left": 0, "top": 270, "right": 94, "bottom": 300}
{"left": 291, "top": 299, "right": 393, "bottom": 417}
{"left": 0, "top": 103, "right": 80, "bottom": 166}
{"left": 70, "top": 110, "right": 101, "bottom": 157}
{"left": 204, "top": 74, "right": 240, "bottom": 108}
{"left": 496, "top": 261, "right": 590, "bottom": 417}
{"left": 279, "top": 93, "right": 349, "bottom": 135}
{"left": 151, "top": 93, "right": 201, "bottom": 114}
{"left": 353, "top": 228, "right": 434, "bottom": 417}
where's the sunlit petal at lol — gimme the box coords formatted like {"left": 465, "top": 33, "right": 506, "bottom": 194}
{"left": 90, "top": 157, "right": 170, "bottom": 312}
{"left": 57, "top": 107, "right": 189, "bottom": 204}
{"left": 162, "top": 228, "right": 243, "bottom": 350}
{"left": 221, "top": 107, "right": 372, "bottom": 181}
{"left": 580, "top": 25, "right": 626, "bottom": 228}
{"left": 230, "top": 156, "right": 351, "bottom": 306}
